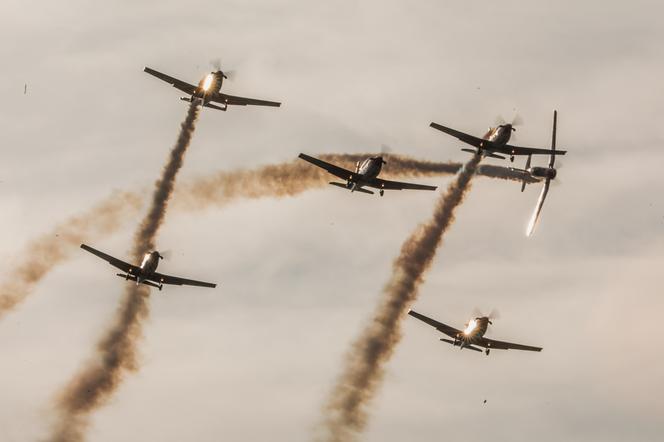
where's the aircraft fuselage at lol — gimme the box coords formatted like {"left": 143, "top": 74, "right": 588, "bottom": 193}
{"left": 528, "top": 166, "right": 557, "bottom": 180}
{"left": 180, "top": 71, "right": 225, "bottom": 106}
{"left": 123, "top": 251, "right": 163, "bottom": 288}
{"left": 454, "top": 317, "right": 491, "bottom": 348}
{"left": 347, "top": 156, "right": 385, "bottom": 191}
{"left": 481, "top": 124, "right": 513, "bottom": 148}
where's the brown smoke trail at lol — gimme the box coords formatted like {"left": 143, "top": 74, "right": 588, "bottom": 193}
{"left": 0, "top": 154, "right": 529, "bottom": 321}
{"left": 174, "top": 154, "right": 460, "bottom": 209}
{"left": 0, "top": 192, "right": 142, "bottom": 320}
{"left": 48, "top": 103, "right": 200, "bottom": 442}
{"left": 319, "top": 154, "right": 482, "bottom": 442}
{"left": 175, "top": 154, "right": 532, "bottom": 210}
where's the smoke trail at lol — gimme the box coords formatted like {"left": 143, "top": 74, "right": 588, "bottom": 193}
{"left": 319, "top": 155, "right": 482, "bottom": 442}
{"left": 48, "top": 103, "right": 200, "bottom": 442}
{"left": 0, "top": 151, "right": 530, "bottom": 321}
{"left": 0, "top": 192, "right": 142, "bottom": 320}
{"left": 174, "top": 154, "right": 460, "bottom": 209}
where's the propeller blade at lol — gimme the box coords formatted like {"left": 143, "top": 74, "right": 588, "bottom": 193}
{"left": 511, "top": 114, "right": 524, "bottom": 126}
{"left": 159, "top": 249, "right": 173, "bottom": 260}
{"left": 210, "top": 58, "right": 222, "bottom": 71}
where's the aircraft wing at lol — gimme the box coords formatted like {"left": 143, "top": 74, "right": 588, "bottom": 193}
{"left": 408, "top": 310, "right": 461, "bottom": 339}
{"left": 80, "top": 244, "right": 137, "bottom": 274}
{"left": 501, "top": 144, "right": 567, "bottom": 157}
{"left": 213, "top": 92, "right": 281, "bottom": 107}
{"left": 368, "top": 177, "right": 437, "bottom": 192}
{"left": 143, "top": 67, "right": 198, "bottom": 95}
{"left": 430, "top": 122, "right": 485, "bottom": 149}
{"left": 298, "top": 153, "right": 357, "bottom": 182}
{"left": 149, "top": 272, "right": 217, "bottom": 288}
{"left": 480, "top": 336, "right": 542, "bottom": 352}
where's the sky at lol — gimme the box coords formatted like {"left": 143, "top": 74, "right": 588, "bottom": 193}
{"left": 1, "top": 0, "right": 663, "bottom": 441}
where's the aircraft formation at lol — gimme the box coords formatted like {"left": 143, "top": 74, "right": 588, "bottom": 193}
{"left": 79, "top": 65, "right": 566, "bottom": 351}
{"left": 5, "top": 62, "right": 570, "bottom": 440}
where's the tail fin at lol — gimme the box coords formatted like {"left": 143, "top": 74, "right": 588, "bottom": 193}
{"left": 521, "top": 155, "right": 532, "bottom": 192}
{"left": 549, "top": 110, "right": 557, "bottom": 168}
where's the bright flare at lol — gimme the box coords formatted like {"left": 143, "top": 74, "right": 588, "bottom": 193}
{"left": 202, "top": 73, "right": 214, "bottom": 91}
{"left": 463, "top": 319, "right": 477, "bottom": 335}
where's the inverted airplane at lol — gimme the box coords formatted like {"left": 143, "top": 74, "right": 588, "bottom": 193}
{"left": 81, "top": 244, "right": 216, "bottom": 290}
{"left": 509, "top": 111, "right": 562, "bottom": 236}
{"left": 408, "top": 310, "right": 542, "bottom": 356}
{"left": 144, "top": 66, "right": 281, "bottom": 111}
{"left": 298, "top": 153, "right": 437, "bottom": 196}
{"left": 429, "top": 114, "right": 566, "bottom": 162}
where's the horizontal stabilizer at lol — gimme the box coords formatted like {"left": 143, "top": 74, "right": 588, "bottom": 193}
{"left": 116, "top": 273, "right": 162, "bottom": 290}
{"left": 440, "top": 338, "right": 481, "bottom": 352}
{"left": 329, "top": 182, "right": 374, "bottom": 195}
{"left": 116, "top": 273, "right": 136, "bottom": 281}
{"left": 461, "top": 148, "right": 505, "bottom": 160}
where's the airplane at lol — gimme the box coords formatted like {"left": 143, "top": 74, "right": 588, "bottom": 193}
{"left": 143, "top": 66, "right": 281, "bottom": 111}
{"left": 408, "top": 309, "right": 542, "bottom": 356}
{"left": 510, "top": 110, "right": 561, "bottom": 236}
{"left": 429, "top": 113, "right": 566, "bottom": 162}
{"left": 80, "top": 244, "right": 216, "bottom": 290}
{"left": 298, "top": 153, "right": 437, "bottom": 196}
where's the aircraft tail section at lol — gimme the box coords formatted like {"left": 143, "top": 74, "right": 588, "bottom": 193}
{"left": 116, "top": 273, "right": 162, "bottom": 290}
{"left": 440, "top": 338, "right": 482, "bottom": 352}
{"left": 461, "top": 148, "right": 505, "bottom": 160}
{"left": 329, "top": 182, "right": 374, "bottom": 195}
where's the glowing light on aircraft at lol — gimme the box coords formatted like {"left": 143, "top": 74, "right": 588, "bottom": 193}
{"left": 140, "top": 253, "right": 151, "bottom": 268}
{"left": 202, "top": 73, "right": 214, "bottom": 91}
{"left": 463, "top": 319, "right": 477, "bottom": 335}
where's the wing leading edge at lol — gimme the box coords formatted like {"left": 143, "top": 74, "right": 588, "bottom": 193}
{"left": 408, "top": 310, "right": 461, "bottom": 339}
{"left": 212, "top": 93, "right": 281, "bottom": 108}
{"left": 80, "top": 244, "right": 137, "bottom": 274}
{"left": 150, "top": 272, "right": 217, "bottom": 288}
{"left": 480, "top": 337, "right": 542, "bottom": 352}
{"left": 368, "top": 177, "right": 437, "bottom": 192}
{"left": 143, "top": 67, "right": 198, "bottom": 95}
{"left": 298, "top": 153, "right": 357, "bottom": 182}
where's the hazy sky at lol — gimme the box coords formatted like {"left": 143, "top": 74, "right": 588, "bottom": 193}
{"left": 1, "top": 1, "right": 663, "bottom": 441}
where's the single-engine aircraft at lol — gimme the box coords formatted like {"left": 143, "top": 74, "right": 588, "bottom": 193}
{"left": 509, "top": 110, "right": 562, "bottom": 236}
{"left": 408, "top": 310, "right": 542, "bottom": 356}
{"left": 298, "top": 153, "right": 437, "bottom": 196}
{"left": 81, "top": 244, "right": 216, "bottom": 290}
{"left": 143, "top": 66, "right": 281, "bottom": 111}
{"left": 429, "top": 114, "right": 566, "bottom": 162}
